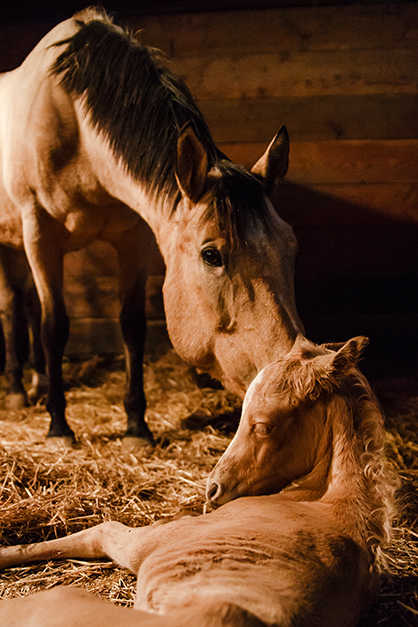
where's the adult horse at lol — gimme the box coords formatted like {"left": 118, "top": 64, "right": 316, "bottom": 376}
{"left": 0, "top": 8, "right": 302, "bottom": 444}
{"left": 0, "top": 336, "right": 398, "bottom": 627}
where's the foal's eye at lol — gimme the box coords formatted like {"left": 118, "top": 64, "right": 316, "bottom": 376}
{"left": 201, "top": 247, "right": 223, "bottom": 268}
{"left": 253, "top": 423, "right": 272, "bottom": 436}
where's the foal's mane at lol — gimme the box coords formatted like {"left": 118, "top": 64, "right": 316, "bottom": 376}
{"left": 50, "top": 8, "right": 273, "bottom": 240}
{"left": 335, "top": 373, "right": 400, "bottom": 571}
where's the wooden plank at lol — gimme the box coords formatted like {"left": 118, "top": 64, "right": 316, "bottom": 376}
{"left": 198, "top": 94, "right": 418, "bottom": 142}
{"left": 64, "top": 241, "right": 164, "bottom": 277}
{"left": 64, "top": 276, "right": 121, "bottom": 319}
{"left": 65, "top": 318, "right": 124, "bottom": 357}
{"left": 64, "top": 274, "right": 165, "bottom": 320}
{"left": 287, "top": 139, "right": 418, "bottom": 185}
{"left": 170, "top": 48, "right": 418, "bottom": 100}
{"left": 276, "top": 181, "right": 418, "bottom": 227}
{"left": 64, "top": 242, "right": 118, "bottom": 277}
{"left": 134, "top": 3, "right": 418, "bottom": 57}
{"left": 65, "top": 318, "right": 168, "bottom": 358}
{"left": 219, "top": 140, "right": 418, "bottom": 184}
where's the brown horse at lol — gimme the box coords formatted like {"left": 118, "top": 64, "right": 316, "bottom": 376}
{"left": 0, "top": 336, "right": 398, "bottom": 627}
{"left": 0, "top": 8, "right": 302, "bottom": 444}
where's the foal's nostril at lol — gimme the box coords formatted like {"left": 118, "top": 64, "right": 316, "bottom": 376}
{"left": 206, "top": 482, "right": 221, "bottom": 503}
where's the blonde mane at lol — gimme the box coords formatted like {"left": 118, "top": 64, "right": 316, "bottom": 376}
{"left": 334, "top": 372, "right": 400, "bottom": 572}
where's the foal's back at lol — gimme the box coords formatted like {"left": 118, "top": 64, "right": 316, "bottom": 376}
{"left": 130, "top": 494, "right": 376, "bottom": 627}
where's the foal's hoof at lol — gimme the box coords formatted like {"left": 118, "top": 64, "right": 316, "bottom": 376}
{"left": 5, "top": 392, "right": 28, "bottom": 410}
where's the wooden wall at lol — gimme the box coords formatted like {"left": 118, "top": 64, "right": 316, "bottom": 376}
{"left": 133, "top": 1, "right": 418, "bottom": 373}
{"left": 1, "top": 2, "right": 417, "bottom": 370}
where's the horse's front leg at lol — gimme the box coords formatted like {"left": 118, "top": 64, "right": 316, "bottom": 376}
{"left": 0, "top": 245, "right": 28, "bottom": 409}
{"left": 113, "top": 220, "right": 156, "bottom": 445}
{"left": 22, "top": 211, "right": 73, "bottom": 441}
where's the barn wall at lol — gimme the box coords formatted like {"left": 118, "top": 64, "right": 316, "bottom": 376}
{"left": 133, "top": 1, "right": 418, "bottom": 373}
{"left": 1, "top": 2, "right": 417, "bottom": 368}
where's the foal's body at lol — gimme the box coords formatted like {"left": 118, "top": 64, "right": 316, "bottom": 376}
{"left": 0, "top": 9, "right": 301, "bottom": 441}
{"left": 0, "top": 337, "right": 397, "bottom": 627}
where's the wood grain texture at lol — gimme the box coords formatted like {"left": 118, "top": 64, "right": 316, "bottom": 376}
{"left": 169, "top": 48, "right": 418, "bottom": 100}
{"left": 198, "top": 94, "right": 418, "bottom": 142}
{"left": 134, "top": 3, "right": 418, "bottom": 57}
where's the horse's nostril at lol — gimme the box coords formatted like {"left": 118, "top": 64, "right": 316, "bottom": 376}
{"left": 206, "top": 482, "right": 221, "bottom": 503}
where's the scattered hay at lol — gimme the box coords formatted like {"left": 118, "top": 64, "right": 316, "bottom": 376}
{"left": 0, "top": 341, "right": 417, "bottom": 625}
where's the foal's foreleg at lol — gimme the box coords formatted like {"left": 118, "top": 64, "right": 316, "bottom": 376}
{"left": 0, "top": 520, "right": 170, "bottom": 576}
{"left": 0, "top": 521, "right": 148, "bottom": 573}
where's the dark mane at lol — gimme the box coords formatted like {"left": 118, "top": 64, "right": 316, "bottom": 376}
{"left": 51, "top": 10, "right": 274, "bottom": 237}
{"left": 51, "top": 12, "right": 218, "bottom": 199}
{"left": 206, "top": 160, "right": 273, "bottom": 243}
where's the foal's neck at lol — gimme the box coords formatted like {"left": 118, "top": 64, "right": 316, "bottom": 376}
{"left": 286, "top": 386, "right": 390, "bottom": 549}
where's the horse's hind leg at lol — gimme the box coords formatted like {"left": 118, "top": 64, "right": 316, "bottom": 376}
{"left": 113, "top": 219, "right": 156, "bottom": 445}
{"left": 24, "top": 271, "right": 47, "bottom": 402}
{"left": 0, "top": 245, "right": 29, "bottom": 409}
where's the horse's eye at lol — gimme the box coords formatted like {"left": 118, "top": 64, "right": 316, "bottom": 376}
{"left": 201, "top": 247, "right": 223, "bottom": 268}
{"left": 253, "top": 423, "right": 272, "bottom": 436}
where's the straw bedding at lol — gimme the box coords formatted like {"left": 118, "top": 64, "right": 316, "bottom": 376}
{"left": 0, "top": 334, "right": 417, "bottom": 626}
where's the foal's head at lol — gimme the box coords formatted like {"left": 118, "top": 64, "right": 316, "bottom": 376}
{"left": 207, "top": 335, "right": 381, "bottom": 506}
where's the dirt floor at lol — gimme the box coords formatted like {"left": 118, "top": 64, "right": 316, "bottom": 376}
{"left": 0, "top": 330, "right": 417, "bottom": 626}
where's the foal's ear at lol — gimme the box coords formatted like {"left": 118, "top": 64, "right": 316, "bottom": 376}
{"left": 292, "top": 335, "right": 369, "bottom": 402}
{"left": 251, "top": 126, "right": 289, "bottom": 195}
{"left": 175, "top": 124, "right": 208, "bottom": 203}
{"left": 331, "top": 336, "right": 369, "bottom": 374}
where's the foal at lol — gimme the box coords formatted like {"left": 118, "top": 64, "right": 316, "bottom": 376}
{"left": 0, "top": 336, "right": 398, "bottom": 627}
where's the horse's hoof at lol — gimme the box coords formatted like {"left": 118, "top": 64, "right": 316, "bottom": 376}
{"left": 5, "top": 393, "right": 28, "bottom": 410}
{"left": 45, "top": 435, "right": 76, "bottom": 448}
{"left": 122, "top": 435, "right": 153, "bottom": 452}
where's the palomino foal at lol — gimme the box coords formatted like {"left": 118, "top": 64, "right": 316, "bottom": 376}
{"left": 0, "top": 8, "right": 302, "bottom": 443}
{"left": 0, "top": 336, "right": 398, "bottom": 627}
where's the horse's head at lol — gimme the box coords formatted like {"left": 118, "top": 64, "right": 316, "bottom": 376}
{"left": 206, "top": 335, "right": 369, "bottom": 507}
{"left": 161, "top": 124, "right": 303, "bottom": 396}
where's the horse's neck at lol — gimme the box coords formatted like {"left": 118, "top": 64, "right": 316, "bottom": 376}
{"left": 75, "top": 100, "right": 173, "bottom": 232}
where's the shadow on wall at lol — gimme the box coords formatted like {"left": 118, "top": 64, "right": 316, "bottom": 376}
{"left": 275, "top": 181, "right": 418, "bottom": 377}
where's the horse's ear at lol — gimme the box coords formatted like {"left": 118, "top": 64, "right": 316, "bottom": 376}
{"left": 175, "top": 124, "right": 208, "bottom": 203}
{"left": 251, "top": 126, "right": 289, "bottom": 194}
{"left": 291, "top": 335, "right": 369, "bottom": 402}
